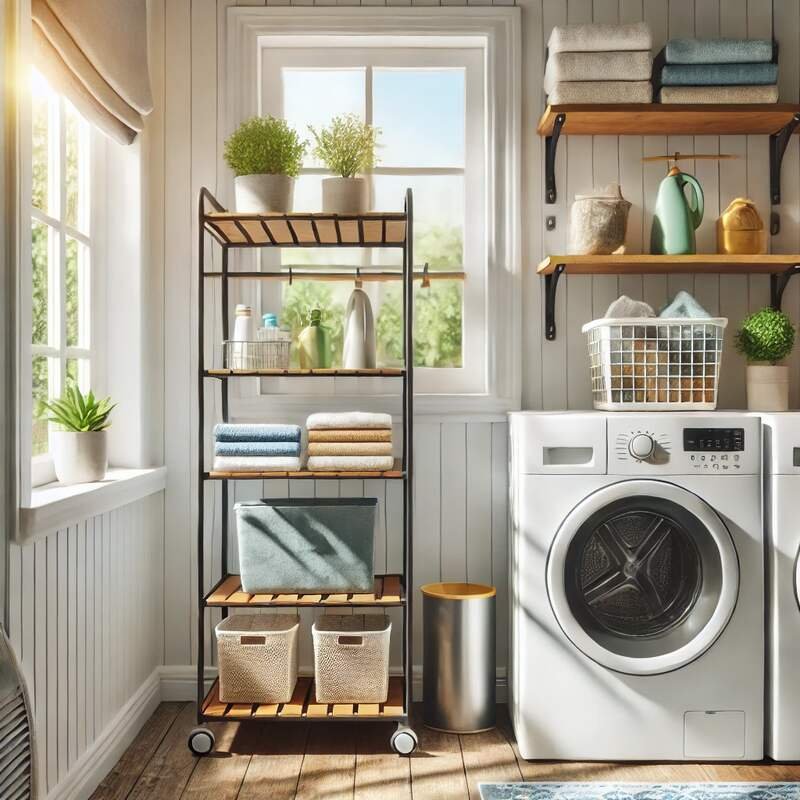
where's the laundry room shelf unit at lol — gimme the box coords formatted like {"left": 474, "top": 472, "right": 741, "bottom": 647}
{"left": 191, "top": 187, "right": 417, "bottom": 756}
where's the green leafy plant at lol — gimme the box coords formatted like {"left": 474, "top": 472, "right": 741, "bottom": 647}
{"left": 735, "top": 307, "right": 796, "bottom": 364}
{"left": 223, "top": 116, "right": 306, "bottom": 177}
{"left": 37, "top": 385, "right": 116, "bottom": 432}
{"left": 310, "top": 114, "right": 380, "bottom": 178}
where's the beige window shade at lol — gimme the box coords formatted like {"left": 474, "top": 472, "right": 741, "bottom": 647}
{"left": 31, "top": 0, "right": 153, "bottom": 145}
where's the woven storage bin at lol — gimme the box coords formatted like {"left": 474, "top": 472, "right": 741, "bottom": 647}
{"left": 312, "top": 614, "right": 391, "bottom": 704}
{"left": 216, "top": 614, "right": 299, "bottom": 704}
{"left": 582, "top": 317, "right": 727, "bottom": 411}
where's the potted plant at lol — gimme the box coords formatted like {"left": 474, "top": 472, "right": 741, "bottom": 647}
{"left": 223, "top": 116, "right": 306, "bottom": 213}
{"left": 310, "top": 114, "right": 380, "bottom": 214}
{"left": 735, "top": 307, "right": 796, "bottom": 411}
{"left": 37, "top": 386, "right": 116, "bottom": 484}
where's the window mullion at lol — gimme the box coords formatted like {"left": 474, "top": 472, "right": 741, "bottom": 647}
{"left": 58, "top": 97, "right": 68, "bottom": 396}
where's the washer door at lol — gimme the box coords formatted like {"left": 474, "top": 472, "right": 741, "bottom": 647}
{"left": 546, "top": 480, "right": 739, "bottom": 676}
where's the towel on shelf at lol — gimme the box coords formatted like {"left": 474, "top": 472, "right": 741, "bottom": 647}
{"left": 547, "top": 81, "right": 653, "bottom": 105}
{"left": 544, "top": 50, "right": 652, "bottom": 93}
{"left": 308, "top": 442, "right": 393, "bottom": 457}
{"left": 306, "top": 411, "right": 392, "bottom": 430}
{"left": 213, "top": 423, "right": 301, "bottom": 443}
{"left": 660, "top": 62, "right": 778, "bottom": 86}
{"left": 307, "top": 455, "right": 395, "bottom": 472}
{"left": 307, "top": 429, "right": 392, "bottom": 443}
{"left": 659, "top": 291, "right": 711, "bottom": 319}
{"left": 547, "top": 21, "right": 652, "bottom": 54}
{"left": 212, "top": 455, "right": 303, "bottom": 472}
{"left": 665, "top": 37, "right": 773, "bottom": 65}
{"left": 659, "top": 85, "right": 779, "bottom": 104}
{"left": 214, "top": 441, "right": 301, "bottom": 457}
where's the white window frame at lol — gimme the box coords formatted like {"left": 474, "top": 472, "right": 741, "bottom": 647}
{"left": 222, "top": 7, "right": 521, "bottom": 416}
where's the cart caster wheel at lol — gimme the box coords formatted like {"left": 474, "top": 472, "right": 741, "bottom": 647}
{"left": 391, "top": 725, "right": 418, "bottom": 755}
{"left": 188, "top": 727, "right": 215, "bottom": 756}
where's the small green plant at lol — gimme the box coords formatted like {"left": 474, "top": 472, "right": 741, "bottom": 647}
{"left": 309, "top": 114, "right": 380, "bottom": 178}
{"left": 223, "top": 116, "right": 306, "bottom": 177}
{"left": 37, "top": 386, "right": 116, "bottom": 432}
{"left": 735, "top": 307, "right": 796, "bottom": 364}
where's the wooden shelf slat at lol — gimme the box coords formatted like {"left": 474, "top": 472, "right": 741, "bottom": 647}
{"left": 205, "top": 367, "right": 405, "bottom": 378}
{"left": 205, "top": 459, "right": 404, "bottom": 480}
{"left": 538, "top": 254, "right": 800, "bottom": 276}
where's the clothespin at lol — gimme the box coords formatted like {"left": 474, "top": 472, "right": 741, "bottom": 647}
{"left": 421, "top": 263, "right": 430, "bottom": 289}
{"left": 355, "top": 268, "right": 363, "bottom": 289}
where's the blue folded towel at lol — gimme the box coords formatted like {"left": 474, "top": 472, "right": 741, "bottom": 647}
{"left": 661, "top": 62, "right": 778, "bottom": 86}
{"left": 214, "top": 441, "right": 302, "bottom": 457}
{"left": 213, "top": 423, "right": 301, "bottom": 443}
{"left": 666, "top": 38, "right": 773, "bottom": 65}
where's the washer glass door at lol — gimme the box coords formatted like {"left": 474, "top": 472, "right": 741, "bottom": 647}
{"left": 547, "top": 480, "right": 739, "bottom": 675}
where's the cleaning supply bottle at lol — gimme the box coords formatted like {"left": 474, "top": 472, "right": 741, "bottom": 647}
{"left": 231, "top": 304, "right": 253, "bottom": 369}
{"left": 297, "top": 308, "right": 332, "bottom": 369}
{"left": 650, "top": 165, "right": 704, "bottom": 255}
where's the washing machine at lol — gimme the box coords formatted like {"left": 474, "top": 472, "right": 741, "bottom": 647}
{"left": 762, "top": 414, "right": 800, "bottom": 760}
{"left": 509, "top": 412, "right": 763, "bottom": 761}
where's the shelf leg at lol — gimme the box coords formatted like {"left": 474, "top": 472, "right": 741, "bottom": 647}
{"left": 545, "top": 113, "right": 566, "bottom": 205}
{"left": 544, "top": 264, "right": 566, "bottom": 341}
{"left": 769, "top": 112, "right": 800, "bottom": 233}
{"left": 770, "top": 264, "right": 800, "bottom": 311}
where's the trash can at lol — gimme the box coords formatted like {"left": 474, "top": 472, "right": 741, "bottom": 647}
{"left": 421, "top": 582, "right": 496, "bottom": 733}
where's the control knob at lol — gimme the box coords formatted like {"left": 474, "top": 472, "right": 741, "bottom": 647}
{"left": 628, "top": 433, "right": 656, "bottom": 461}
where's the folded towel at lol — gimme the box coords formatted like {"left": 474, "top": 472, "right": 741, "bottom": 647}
{"left": 548, "top": 81, "right": 653, "bottom": 105}
{"left": 308, "top": 429, "right": 392, "bottom": 443}
{"left": 214, "top": 423, "right": 301, "bottom": 443}
{"left": 661, "top": 62, "right": 778, "bottom": 86}
{"left": 548, "top": 21, "right": 652, "bottom": 54}
{"left": 544, "top": 51, "right": 652, "bottom": 93}
{"left": 215, "top": 441, "right": 301, "bottom": 457}
{"left": 212, "top": 456, "right": 303, "bottom": 472}
{"left": 665, "top": 37, "right": 773, "bottom": 65}
{"left": 659, "top": 84, "right": 779, "bottom": 104}
{"left": 308, "top": 442, "right": 393, "bottom": 457}
{"left": 659, "top": 290, "right": 711, "bottom": 319}
{"left": 307, "top": 456, "right": 395, "bottom": 472}
{"left": 306, "top": 412, "right": 392, "bottom": 431}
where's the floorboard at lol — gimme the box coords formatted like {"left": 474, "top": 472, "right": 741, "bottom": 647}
{"left": 354, "top": 722, "right": 412, "bottom": 800}
{"left": 234, "top": 721, "right": 308, "bottom": 800}
{"left": 294, "top": 721, "right": 357, "bottom": 800}
{"left": 180, "top": 720, "right": 251, "bottom": 800}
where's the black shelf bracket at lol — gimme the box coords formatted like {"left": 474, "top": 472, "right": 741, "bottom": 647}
{"left": 770, "top": 264, "right": 800, "bottom": 311}
{"left": 545, "top": 113, "right": 566, "bottom": 204}
{"left": 544, "top": 263, "right": 566, "bottom": 340}
{"left": 769, "top": 112, "right": 800, "bottom": 233}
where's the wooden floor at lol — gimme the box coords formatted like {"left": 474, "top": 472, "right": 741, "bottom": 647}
{"left": 91, "top": 702, "right": 800, "bottom": 800}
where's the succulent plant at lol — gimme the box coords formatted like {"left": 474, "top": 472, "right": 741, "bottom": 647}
{"left": 37, "top": 385, "right": 115, "bottom": 432}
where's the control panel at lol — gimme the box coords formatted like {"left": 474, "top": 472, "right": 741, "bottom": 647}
{"left": 683, "top": 427, "right": 745, "bottom": 452}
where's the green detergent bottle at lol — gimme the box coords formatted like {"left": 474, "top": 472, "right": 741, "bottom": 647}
{"left": 650, "top": 165, "right": 704, "bottom": 255}
{"left": 297, "top": 308, "right": 332, "bottom": 369}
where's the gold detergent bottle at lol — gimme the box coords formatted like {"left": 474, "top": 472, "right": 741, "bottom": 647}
{"left": 297, "top": 308, "right": 332, "bottom": 369}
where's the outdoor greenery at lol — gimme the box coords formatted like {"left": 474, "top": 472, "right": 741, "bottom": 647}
{"left": 36, "top": 385, "right": 115, "bottom": 432}
{"left": 736, "top": 307, "right": 796, "bottom": 364}
{"left": 223, "top": 116, "right": 307, "bottom": 178}
{"left": 309, "top": 114, "right": 380, "bottom": 178}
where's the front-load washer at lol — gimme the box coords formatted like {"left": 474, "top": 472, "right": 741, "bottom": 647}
{"left": 509, "top": 412, "right": 763, "bottom": 761}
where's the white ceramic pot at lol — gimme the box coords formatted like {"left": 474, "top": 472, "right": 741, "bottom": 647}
{"left": 746, "top": 364, "right": 790, "bottom": 411}
{"left": 322, "top": 177, "right": 368, "bottom": 215}
{"left": 234, "top": 174, "right": 294, "bottom": 213}
{"left": 51, "top": 431, "right": 108, "bottom": 485}
{"left": 343, "top": 288, "right": 377, "bottom": 369}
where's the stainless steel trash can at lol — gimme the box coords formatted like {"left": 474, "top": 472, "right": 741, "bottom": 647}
{"left": 421, "top": 582, "right": 496, "bottom": 733}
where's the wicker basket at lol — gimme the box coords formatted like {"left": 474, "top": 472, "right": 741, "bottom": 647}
{"left": 312, "top": 615, "right": 391, "bottom": 704}
{"left": 216, "top": 613, "right": 299, "bottom": 704}
{"left": 582, "top": 317, "right": 727, "bottom": 411}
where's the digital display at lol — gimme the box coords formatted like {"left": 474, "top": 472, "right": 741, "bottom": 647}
{"left": 683, "top": 428, "right": 745, "bottom": 452}
{"left": 793, "top": 448, "right": 800, "bottom": 467}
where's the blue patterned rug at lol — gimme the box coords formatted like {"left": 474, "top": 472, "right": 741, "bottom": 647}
{"left": 479, "top": 784, "right": 800, "bottom": 800}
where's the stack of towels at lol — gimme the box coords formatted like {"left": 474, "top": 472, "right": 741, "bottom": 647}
{"left": 213, "top": 423, "right": 302, "bottom": 472}
{"left": 544, "top": 22, "right": 653, "bottom": 105}
{"left": 659, "top": 38, "right": 778, "bottom": 104}
{"left": 306, "top": 412, "right": 394, "bottom": 473}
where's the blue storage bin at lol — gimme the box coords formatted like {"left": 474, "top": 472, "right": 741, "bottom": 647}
{"left": 234, "top": 498, "right": 377, "bottom": 594}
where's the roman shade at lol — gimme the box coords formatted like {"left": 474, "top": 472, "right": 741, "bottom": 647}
{"left": 31, "top": 0, "right": 153, "bottom": 145}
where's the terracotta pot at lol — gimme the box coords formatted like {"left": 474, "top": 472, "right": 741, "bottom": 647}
{"left": 746, "top": 364, "right": 789, "bottom": 412}
{"left": 322, "top": 177, "right": 368, "bottom": 214}
{"left": 234, "top": 174, "right": 294, "bottom": 213}
{"left": 51, "top": 431, "right": 108, "bottom": 484}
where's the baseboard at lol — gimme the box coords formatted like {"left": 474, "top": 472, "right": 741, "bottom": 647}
{"left": 47, "top": 668, "right": 161, "bottom": 800}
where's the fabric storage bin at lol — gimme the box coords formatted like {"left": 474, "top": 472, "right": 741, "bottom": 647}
{"left": 312, "top": 614, "right": 391, "bottom": 704}
{"left": 216, "top": 613, "right": 299, "bottom": 704}
{"left": 235, "top": 498, "right": 377, "bottom": 594}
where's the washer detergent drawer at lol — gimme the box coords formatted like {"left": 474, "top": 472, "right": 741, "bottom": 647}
{"left": 510, "top": 414, "right": 606, "bottom": 475}
{"left": 684, "top": 711, "right": 745, "bottom": 759}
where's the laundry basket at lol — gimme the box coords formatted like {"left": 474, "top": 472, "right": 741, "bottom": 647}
{"left": 312, "top": 614, "right": 391, "bottom": 704}
{"left": 582, "top": 317, "right": 727, "bottom": 411}
{"left": 216, "top": 613, "right": 299, "bottom": 704}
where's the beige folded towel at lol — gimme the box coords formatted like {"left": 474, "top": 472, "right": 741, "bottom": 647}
{"left": 308, "top": 429, "right": 392, "bottom": 443}
{"left": 548, "top": 81, "right": 653, "bottom": 105}
{"left": 212, "top": 456, "right": 302, "bottom": 472}
{"left": 548, "top": 21, "right": 652, "bottom": 54}
{"left": 308, "top": 442, "right": 393, "bottom": 457}
{"left": 544, "top": 51, "right": 652, "bottom": 94}
{"left": 659, "top": 84, "right": 779, "bottom": 104}
{"left": 307, "top": 455, "right": 395, "bottom": 472}
{"left": 306, "top": 411, "right": 392, "bottom": 430}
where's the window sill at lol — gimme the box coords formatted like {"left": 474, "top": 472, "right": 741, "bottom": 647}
{"left": 17, "top": 466, "right": 167, "bottom": 545}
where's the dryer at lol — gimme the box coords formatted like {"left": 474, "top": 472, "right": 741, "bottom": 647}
{"left": 509, "top": 412, "right": 763, "bottom": 761}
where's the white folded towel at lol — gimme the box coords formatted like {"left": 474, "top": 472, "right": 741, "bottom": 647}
{"left": 548, "top": 21, "right": 652, "bottom": 54}
{"left": 306, "top": 411, "right": 393, "bottom": 430}
{"left": 307, "top": 455, "right": 396, "bottom": 472}
{"left": 212, "top": 456, "right": 302, "bottom": 472}
{"left": 547, "top": 81, "right": 653, "bottom": 105}
{"left": 544, "top": 50, "right": 652, "bottom": 94}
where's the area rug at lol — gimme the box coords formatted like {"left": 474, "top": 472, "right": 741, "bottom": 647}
{"left": 479, "top": 784, "right": 800, "bottom": 800}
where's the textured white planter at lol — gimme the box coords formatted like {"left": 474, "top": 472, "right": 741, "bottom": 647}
{"left": 746, "top": 364, "right": 790, "bottom": 411}
{"left": 322, "top": 177, "right": 368, "bottom": 215}
{"left": 51, "top": 431, "right": 108, "bottom": 485}
{"left": 234, "top": 174, "right": 294, "bottom": 213}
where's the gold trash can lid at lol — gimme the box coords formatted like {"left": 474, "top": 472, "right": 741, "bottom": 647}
{"left": 421, "top": 582, "right": 496, "bottom": 600}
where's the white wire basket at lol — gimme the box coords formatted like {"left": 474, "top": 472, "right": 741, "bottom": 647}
{"left": 223, "top": 339, "right": 291, "bottom": 370}
{"left": 581, "top": 317, "right": 728, "bottom": 411}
